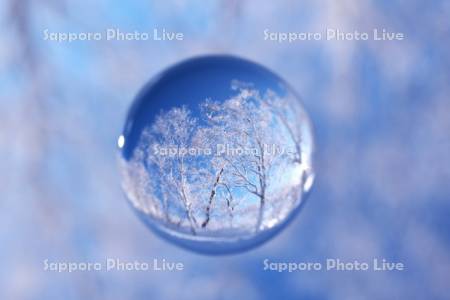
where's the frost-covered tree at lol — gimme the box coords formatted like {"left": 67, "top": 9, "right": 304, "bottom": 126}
{"left": 128, "top": 82, "right": 307, "bottom": 234}
{"left": 264, "top": 90, "right": 305, "bottom": 164}
{"left": 201, "top": 85, "right": 281, "bottom": 231}
{"left": 146, "top": 106, "right": 200, "bottom": 234}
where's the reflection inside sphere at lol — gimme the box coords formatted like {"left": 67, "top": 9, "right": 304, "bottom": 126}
{"left": 119, "top": 56, "right": 314, "bottom": 254}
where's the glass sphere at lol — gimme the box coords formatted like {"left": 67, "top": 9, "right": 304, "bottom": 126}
{"left": 118, "top": 55, "right": 315, "bottom": 254}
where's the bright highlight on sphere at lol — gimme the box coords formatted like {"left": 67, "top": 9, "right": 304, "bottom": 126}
{"left": 118, "top": 55, "right": 315, "bottom": 254}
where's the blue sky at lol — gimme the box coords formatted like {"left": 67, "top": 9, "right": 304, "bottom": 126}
{"left": 1, "top": 1, "right": 450, "bottom": 299}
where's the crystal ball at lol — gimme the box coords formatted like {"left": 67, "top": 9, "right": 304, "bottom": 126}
{"left": 118, "top": 55, "right": 315, "bottom": 254}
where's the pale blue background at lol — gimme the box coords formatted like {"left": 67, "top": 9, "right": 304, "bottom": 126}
{"left": 1, "top": 1, "right": 449, "bottom": 299}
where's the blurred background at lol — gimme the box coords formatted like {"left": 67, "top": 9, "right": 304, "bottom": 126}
{"left": 1, "top": 0, "right": 450, "bottom": 299}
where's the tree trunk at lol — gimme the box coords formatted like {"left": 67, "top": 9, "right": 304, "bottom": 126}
{"left": 201, "top": 167, "right": 224, "bottom": 228}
